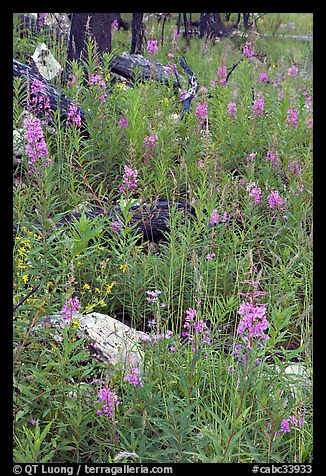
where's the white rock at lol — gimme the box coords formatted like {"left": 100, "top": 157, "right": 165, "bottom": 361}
{"left": 169, "top": 113, "right": 181, "bottom": 124}
{"left": 32, "top": 43, "right": 62, "bottom": 81}
{"left": 40, "top": 312, "right": 148, "bottom": 368}
{"left": 13, "top": 129, "right": 25, "bottom": 156}
{"left": 277, "top": 363, "right": 312, "bottom": 399}
{"left": 78, "top": 312, "right": 147, "bottom": 367}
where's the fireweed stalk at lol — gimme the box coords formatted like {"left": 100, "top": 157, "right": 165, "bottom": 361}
{"left": 223, "top": 265, "right": 269, "bottom": 461}
{"left": 23, "top": 115, "right": 51, "bottom": 176}
{"left": 28, "top": 79, "right": 51, "bottom": 121}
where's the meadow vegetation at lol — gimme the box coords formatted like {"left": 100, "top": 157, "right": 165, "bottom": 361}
{"left": 13, "top": 13, "right": 313, "bottom": 463}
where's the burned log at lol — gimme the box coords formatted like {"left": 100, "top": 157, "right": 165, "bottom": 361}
{"left": 54, "top": 198, "right": 196, "bottom": 244}
{"left": 110, "top": 52, "right": 177, "bottom": 86}
{"left": 13, "top": 57, "right": 88, "bottom": 131}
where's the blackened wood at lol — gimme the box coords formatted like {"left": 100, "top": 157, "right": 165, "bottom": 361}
{"left": 13, "top": 58, "right": 88, "bottom": 128}
{"left": 199, "top": 13, "right": 207, "bottom": 37}
{"left": 51, "top": 199, "right": 196, "bottom": 244}
{"left": 130, "top": 13, "right": 144, "bottom": 54}
{"left": 68, "top": 13, "right": 112, "bottom": 62}
{"left": 110, "top": 53, "right": 177, "bottom": 85}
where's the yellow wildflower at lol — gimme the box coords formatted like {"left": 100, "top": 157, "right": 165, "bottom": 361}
{"left": 95, "top": 287, "right": 101, "bottom": 293}
{"left": 105, "top": 281, "right": 117, "bottom": 293}
{"left": 22, "top": 275, "right": 29, "bottom": 284}
{"left": 120, "top": 263, "right": 128, "bottom": 273}
{"left": 71, "top": 319, "right": 80, "bottom": 330}
{"left": 98, "top": 246, "right": 105, "bottom": 251}
{"left": 83, "top": 283, "right": 91, "bottom": 290}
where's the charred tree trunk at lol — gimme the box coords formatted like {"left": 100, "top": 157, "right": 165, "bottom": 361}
{"left": 177, "top": 13, "right": 181, "bottom": 34}
{"left": 199, "top": 13, "right": 207, "bottom": 37}
{"left": 183, "top": 13, "right": 190, "bottom": 46}
{"left": 212, "top": 13, "right": 229, "bottom": 37}
{"left": 234, "top": 13, "right": 241, "bottom": 28}
{"left": 68, "top": 13, "right": 112, "bottom": 62}
{"left": 243, "top": 13, "right": 251, "bottom": 30}
{"left": 161, "top": 15, "right": 167, "bottom": 46}
{"left": 130, "top": 13, "right": 144, "bottom": 54}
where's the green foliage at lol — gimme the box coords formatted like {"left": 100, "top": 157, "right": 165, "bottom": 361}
{"left": 13, "top": 13, "right": 312, "bottom": 464}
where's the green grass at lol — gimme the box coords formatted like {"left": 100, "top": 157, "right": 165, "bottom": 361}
{"left": 13, "top": 13, "right": 313, "bottom": 464}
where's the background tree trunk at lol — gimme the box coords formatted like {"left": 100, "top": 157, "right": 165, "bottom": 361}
{"left": 130, "top": 13, "right": 144, "bottom": 54}
{"left": 243, "top": 13, "right": 251, "bottom": 30}
{"left": 177, "top": 13, "right": 181, "bottom": 34}
{"left": 183, "top": 13, "right": 189, "bottom": 46}
{"left": 68, "top": 13, "right": 112, "bottom": 62}
{"left": 199, "top": 13, "right": 207, "bottom": 37}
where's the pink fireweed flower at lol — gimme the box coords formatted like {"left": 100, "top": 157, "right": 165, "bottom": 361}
{"left": 194, "top": 102, "right": 208, "bottom": 126}
{"left": 237, "top": 301, "right": 269, "bottom": 346}
{"left": 146, "top": 290, "right": 162, "bottom": 303}
{"left": 29, "top": 79, "right": 51, "bottom": 120}
{"left": 279, "top": 89, "right": 286, "bottom": 100}
{"left": 227, "top": 102, "right": 237, "bottom": 120}
{"left": 66, "top": 103, "right": 81, "bottom": 127}
{"left": 167, "top": 51, "right": 175, "bottom": 58}
{"left": 172, "top": 28, "right": 180, "bottom": 49}
{"left": 288, "top": 160, "right": 301, "bottom": 176}
{"left": 221, "top": 211, "right": 229, "bottom": 222}
{"left": 247, "top": 181, "right": 262, "bottom": 204}
{"left": 90, "top": 73, "right": 106, "bottom": 89}
{"left": 165, "top": 62, "right": 174, "bottom": 76}
{"left": 251, "top": 94, "right": 264, "bottom": 116}
{"left": 304, "top": 93, "right": 312, "bottom": 108}
{"left": 266, "top": 150, "right": 280, "bottom": 171}
{"left": 210, "top": 208, "right": 219, "bottom": 225}
{"left": 277, "top": 412, "right": 304, "bottom": 437}
{"left": 245, "top": 152, "right": 257, "bottom": 168}
{"left": 267, "top": 190, "right": 288, "bottom": 220}
{"left": 217, "top": 65, "right": 227, "bottom": 84}
{"left": 119, "top": 165, "right": 138, "bottom": 195}
{"left": 143, "top": 135, "right": 158, "bottom": 148}
{"left": 90, "top": 73, "right": 107, "bottom": 103}
{"left": 96, "top": 386, "right": 119, "bottom": 418}
{"left": 243, "top": 40, "right": 255, "bottom": 58}
{"left": 142, "top": 135, "right": 158, "bottom": 160}
{"left": 23, "top": 115, "right": 50, "bottom": 176}
{"left": 258, "top": 72, "right": 269, "bottom": 83}
{"left": 182, "top": 308, "right": 211, "bottom": 353}
{"left": 111, "top": 220, "right": 122, "bottom": 233}
{"left": 147, "top": 39, "right": 158, "bottom": 55}
{"left": 287, "top": 64, "right": 298, "bottom": 77}
{"left": 206, "top": 253, "right": 215, "bottom": 261}
{"left": 61, "top": 296, "right": 81, "bottom": 321}
{"left": 118, "top": 116, "right": 129, "bottom": 128}
{"left": 112, "top": 18, "right": 119, "bottom": 30}
{"left": 38, "top": 13, "right": 47, "bottom": 27}
{"left": 305, "top": 118, "right": 313, "bottom": 130}
{"left": 124, "top": 366, "right": 143, "bottom": 387}
{"left": 286, "top": 107, "right": 299, "bottom": 128}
